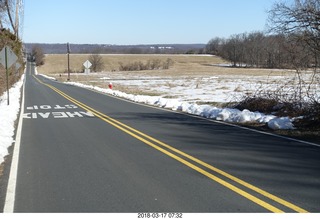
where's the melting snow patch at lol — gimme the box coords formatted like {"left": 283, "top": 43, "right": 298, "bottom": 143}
{"left": 268, "top": 117, "right": 295, "bottom": 130}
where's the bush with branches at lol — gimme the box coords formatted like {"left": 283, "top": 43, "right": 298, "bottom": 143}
{"left": 89, "top": 54, "right": 104, "bottom": 72}
{"left": 119, "top": 58, "right": 174, "bottom": 71}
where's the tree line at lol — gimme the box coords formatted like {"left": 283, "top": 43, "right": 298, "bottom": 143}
{"left": 206, "top": 31, "right": 318, "bottom": 69}
{"left": 206, "top": 0, "right": 320, "bottom": 70}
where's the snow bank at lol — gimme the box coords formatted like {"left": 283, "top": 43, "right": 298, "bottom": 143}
{"left": 64, "top": 80, "right": 295, "bottom": 130}
{"left": 268, "top": 117, "right": 295, "bottom": 130}
{"left": 0, "top": 75, "right": 24, "bottom": 163}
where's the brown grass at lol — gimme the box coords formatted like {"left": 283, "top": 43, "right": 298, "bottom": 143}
{"left": 39, "top": 54, "right": 289, "bottom": 77}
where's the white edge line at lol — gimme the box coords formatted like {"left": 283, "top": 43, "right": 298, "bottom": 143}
{"left": 3, "top": 76, "right": 25, "bottom": 213}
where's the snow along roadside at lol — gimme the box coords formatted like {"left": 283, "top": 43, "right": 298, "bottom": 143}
{"left": 0, "top": 74, "right": 24, "bottom": 164}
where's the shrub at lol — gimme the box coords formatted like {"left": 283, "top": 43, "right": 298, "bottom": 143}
{"left": 89, "top": 54, "right": 104, "bottom": 72}
{"left": 119, "top": 59, "right": 174, "bottom": 71}
{"left": 294, "top": 102, "right": 320, "bottom": 130}
{"left": 0, "top": 29, "right": 23, "bottom": 97}
{"left": 235, "top": 97, "right": 279, "bottom": 114}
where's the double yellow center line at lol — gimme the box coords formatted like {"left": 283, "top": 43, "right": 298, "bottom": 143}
{"left": 34, "top": 75, "right": 308, "bottom": 213}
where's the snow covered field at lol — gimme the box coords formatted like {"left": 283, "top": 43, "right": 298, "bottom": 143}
{"left": 98, "top": 71, "right": 290, "bottom": 103}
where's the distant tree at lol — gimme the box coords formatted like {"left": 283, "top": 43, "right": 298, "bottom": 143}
{"left": 220, "top": 34, "right": 246, "bottom": 67}
{"left": 185, "top": 50, "right": 196, "bottom": 54}
{"left": 31, "top": 45, "right": 45, "bottom": 66}
{"left": 206, "top": 37, "right": 224, "bottom": 55}
{"left": 128, "top": 47, "right": 143, "bottom": 54}
{"left": 89, "top": 54, "right": 104, "bottom": 72}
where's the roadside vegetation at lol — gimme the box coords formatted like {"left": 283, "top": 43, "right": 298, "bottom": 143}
{"left": 0, "top": 29, "right": 24, "bottom": 97}
{"left": 0, "top": 0, "right": 25, "bottom": 97}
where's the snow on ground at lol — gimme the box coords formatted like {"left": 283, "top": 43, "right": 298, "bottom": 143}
{"left": 0, "top": 74, "right": 24, "bottom": 163}
{"left": 94, "top": 70, "right": 319, "bottom": 103}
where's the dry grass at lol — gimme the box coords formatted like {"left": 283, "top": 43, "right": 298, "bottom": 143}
{"left": 40, "top": 54, "right": 226, "bottom": 74}
{"left": 39, "top": 54, "right": 289, "bottom": 77}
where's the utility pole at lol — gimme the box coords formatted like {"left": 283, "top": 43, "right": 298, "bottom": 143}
{"left": 14, "top": 0, "right": 24, "bottom": 40}
{"left": 67, "top": 42, "right": 70, "bottom": 81}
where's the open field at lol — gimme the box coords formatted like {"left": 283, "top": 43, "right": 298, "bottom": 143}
{"left": 39, "top": 54, "right": 289, "bottom": 76}
{"left": 40, "top": 54, "right": 231, "bottom": 74}
{"left": 39, "top": 54, "right": 299, "bottom": 104}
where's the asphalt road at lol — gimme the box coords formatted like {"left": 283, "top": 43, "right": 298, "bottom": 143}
{"left": 4, "top": 62, "right": 320, "bottom": 213}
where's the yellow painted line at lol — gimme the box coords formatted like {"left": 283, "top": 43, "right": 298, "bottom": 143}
{"left": 33, "top": 75, "right": 308, "bottom": 213}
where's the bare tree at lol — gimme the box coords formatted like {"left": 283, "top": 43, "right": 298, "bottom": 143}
{"left": 4, "top": 0, "right": 15, "bottom": 33}
{"left": 31, "top": 45, "right": 45, "bottom": 66}
{"left": 220, "top": 34, "right": 246, "bottom": 67}
{"left": 89, "top": 54, "right": 104, "bottom": 72}
{"left": 268, "top": 0, "right": 320, "bottom": 113}
{"left": 0, "top": 0, "right": 22, "bottom": 38}
{"left": 206, "top": 37, "right": 224, "bottom": 55}
{"left": 268, "top": 0, "right": 320, "bottom": 55}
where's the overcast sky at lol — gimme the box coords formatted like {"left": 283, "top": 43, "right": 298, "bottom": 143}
{"left": 23, "top": 0, "right": 279, "bottom": 45}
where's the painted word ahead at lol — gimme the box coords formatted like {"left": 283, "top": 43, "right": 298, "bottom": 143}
{"left": 24, "top": 104, "right": 95, "bottom": 119}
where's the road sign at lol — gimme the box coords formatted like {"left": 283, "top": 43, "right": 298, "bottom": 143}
{"left": 83, "top": 60, "right": 92, "bottom": 69}
{"left": 0, "top": 46, "right": 18, "bottom": 68}
{"left": 0, "top": 46, "right": 18, "bottom": 105}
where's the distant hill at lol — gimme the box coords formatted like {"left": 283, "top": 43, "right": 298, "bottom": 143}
{"left": 24, "top": 43, "right": 206, "bottom": 54}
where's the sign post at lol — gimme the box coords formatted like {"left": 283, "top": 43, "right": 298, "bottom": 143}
{"left": 83, "top": 60, "right": 92, "bottom": 74}
{"left": 67, "top": 43, "right": 71, "bottom": 81}
{"left": 0, "top": 46, "right": 18, "bottom": 105}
